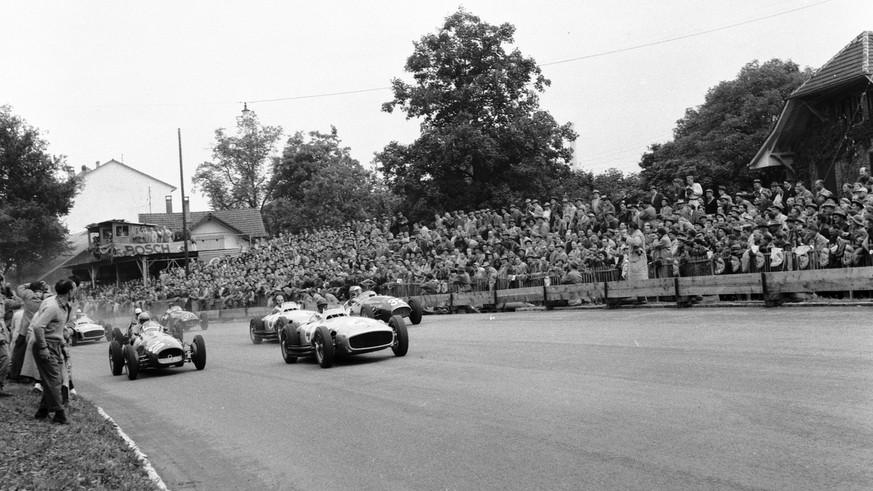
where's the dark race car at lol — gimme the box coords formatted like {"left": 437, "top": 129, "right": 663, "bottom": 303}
{"left": 279, "top": 305, "right": 408, "bottom": 368}
{"left": 160, "top": 305, "right": 209, "bottom": 341}
{"left": 108, "top": 320, "right": 206, "bottom": 380}
{"left": 347, "top": 290, "right": 423, "bottom": 325}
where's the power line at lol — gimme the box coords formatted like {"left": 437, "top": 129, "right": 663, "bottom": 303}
{"left": 540, "top": 0, "right": 836, "bottom": 66}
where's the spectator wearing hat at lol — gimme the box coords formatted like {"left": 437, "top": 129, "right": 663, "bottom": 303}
{"left": 549, "top": 242, "right": 569, "bottom": 265}
{"left": 624, "top": 220, "right": 649, "bottom": 284}
{"left": 650, "top": 226, "right": 673, "bottom": 278}
{"left": 9, "top": 281, "right": 46, "bottom": 382}
{"left": 704, "top": 188, "right": 719, "bottom": 215}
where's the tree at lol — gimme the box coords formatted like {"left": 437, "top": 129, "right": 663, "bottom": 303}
{"left": 639, "top": 59, "right": 810, "bottom": 192}
{"left": 0, "top": 105, "right": 80, "bottom": 278}
{"left": 376, "top": 8, "right": 576, "bottom": 222}
{"left": 265, "top": 127, "right": 391, "bottom": 234}
{"left": 193, "top": 109, "right": 282, "bottom": 211}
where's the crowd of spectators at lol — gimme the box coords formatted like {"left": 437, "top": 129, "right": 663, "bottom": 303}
{"left": 77, "top": 168, "right": 873, "bottom": 314}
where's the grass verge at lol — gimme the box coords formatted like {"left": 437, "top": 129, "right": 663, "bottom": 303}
{"left": 0, "top": 381, "right": 161, "bottom": 490}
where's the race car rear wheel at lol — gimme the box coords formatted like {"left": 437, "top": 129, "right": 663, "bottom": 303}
{"left": 389, "top": 315, "right": 409, "bottom": 357}
{"left": 124, "top": 346, "right": 139, "bottom": 380}
{"left": 109, "top": 341, "right": 125, "bottom": 376}
{"left": 279, "top": 326, "right": 298, "bottom": 364}
{"left": 200, "top": 313, "right": 209, "bottom": 331}
{"left": 313, "top": 326, "right": 334, "bottom": 369}
{"left": 250, "top": 318, "right": 263, "bottom": 345}
{"left": 408, "top": 298, "right": 423, "bottom": 325}
{"left": 70, "top": 334, "right": 79, "bottom": 347}
{"left": 192, "top": 335, "right": 207, "bottom": 370}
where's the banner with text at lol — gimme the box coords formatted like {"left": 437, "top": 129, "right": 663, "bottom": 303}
{"left": 98, "top": 241, "right": 190, "bottom": 257}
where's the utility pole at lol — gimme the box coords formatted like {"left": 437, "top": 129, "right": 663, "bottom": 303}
{"left": 178, "top": 128, "right": 189, "bottom": 277}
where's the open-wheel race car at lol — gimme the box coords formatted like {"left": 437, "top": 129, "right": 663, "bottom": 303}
{"left": 160, "top": 305, "right": 208, "bottom": 341}
{"left": 108, "top": 319, "right": 206, "bottom": 380}
{"left": 68, "top": 311, "right": 110, "bottom": 346}
{"left": 279, "top": 305, "right": 408, "bottom": 368}
{"left": 347, "top": 290, "right": 423, "bottom": 325}
{"left": 249, "top": 301, "right": 317, "bottom": 344}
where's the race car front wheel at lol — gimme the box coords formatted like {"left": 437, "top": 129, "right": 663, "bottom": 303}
{"left": 390, "top": 315, "right": 409, "bottom": 357}
{"left": 313, "top": 326, "right": 334, "bottom": 369}
{"left": 279, "top": 326, "right": 298, "bottom": 364}
{"left": 192, "top": 335, "right": 207, "bottom": 370}
{"left": 109, "top": 341, "right": 125, "bottom": 376}
{"left": 250, "top": 318, "right": 263, "bottom": 345}
{"left": 124, "top": 346, "right": 139, "bottom": 380}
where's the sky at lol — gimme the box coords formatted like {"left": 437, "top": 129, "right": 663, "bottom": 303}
{"left": 2, "top": 0, "right": 871, "bottom": 214}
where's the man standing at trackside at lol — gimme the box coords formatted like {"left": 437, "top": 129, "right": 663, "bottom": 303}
{"left": 31, "top": 278, "right": 75, "bottom": 424}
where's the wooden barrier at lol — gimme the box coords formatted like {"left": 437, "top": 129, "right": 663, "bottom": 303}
{"left": 452, "top": 290, "right": 494, "bottom": 310}
{"left": 404, "top": 266, "right": 873, "bottom": 311}
{"left": 677, "top": 274, "right": 762, "bottom": 296}
{"left": 496, "top": 286, "right": 544, "bottom": 304}
{"left": 763, "top": 268, "right": 873, "bottom": 294}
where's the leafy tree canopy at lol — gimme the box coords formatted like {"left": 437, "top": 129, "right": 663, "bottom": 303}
{"left": 0, "top": 106, "right": 80, "bottom": 277}
{"left": 639, "top": 59, "right": 810, "bottom": 192}
{"left": 193, "top": 109, "right": 282, "bottom": 211}
{"left": 376, "top": 8, "right": 576, "bottom": 222}
{"left": 265, "top": 127, "right": 392, "bottom": 234}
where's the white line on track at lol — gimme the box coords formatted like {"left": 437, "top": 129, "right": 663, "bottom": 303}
{"left": 96, "top": 406, "right": 169, "bottom": 491}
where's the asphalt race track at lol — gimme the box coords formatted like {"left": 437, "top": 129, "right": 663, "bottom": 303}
{"left": 71, "top": 308, "right": 873, "bottom": 490}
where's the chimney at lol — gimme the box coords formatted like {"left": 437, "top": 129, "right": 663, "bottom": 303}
{"left": 95, "top": 160, "right": 100, "bottom": 167}
{"left": 81, "top": 165, "right": 88, "bottom": 172}
{"left": 165, "top": 195, "right": 173, "bottom": 214}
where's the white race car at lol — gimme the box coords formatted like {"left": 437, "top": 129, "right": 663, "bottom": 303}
{"left": 69, "top": 313, "right": 109, "bottom": 346}
{"left": 249, "top": 301, "right": 317, "bottom": 344}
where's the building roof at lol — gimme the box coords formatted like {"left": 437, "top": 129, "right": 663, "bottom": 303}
{"left": 78, "top": 159, "right": 177, "bottom": 191}
{"left": 139, "top": 208, "right": 268, "bottom": 238}
{"left": 791, "top": 31, "right": 872, "bottom": 99}
{"left": 749, "top": 31, "right": 873, "bottom": 171}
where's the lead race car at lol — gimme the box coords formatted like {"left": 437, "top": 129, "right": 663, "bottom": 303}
{"left": 160, "top": 305, "right": 208, "bottom": 341}
{"left": 108, "top": 316, "right": 206, "bottom": 380}
{"left": 347, "top": 287, "right": 423, "bottom": 325}
{"left": 249, "top": 300, "right": 317, "bottom": 344}
{"left": 279, "top": 304, "right": 408, "bottom": 368}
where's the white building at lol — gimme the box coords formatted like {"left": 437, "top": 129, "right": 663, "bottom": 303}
{"left": 64, "top": 159, "right": 177, "bottom": 233}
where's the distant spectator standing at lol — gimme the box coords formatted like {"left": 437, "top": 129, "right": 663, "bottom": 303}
{"left": 685, "top": 175, "right": 703, "bottom": 208}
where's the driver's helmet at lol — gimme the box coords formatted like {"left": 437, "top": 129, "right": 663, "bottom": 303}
{"left": 275, "top": 295, "right": 284, "bottom": 304}
{"left": 137, "top": 311, "right": 151, "bottom": 323}
{"left": 134, "top": 307, "right": 143, "bottom": 317}
{"left": 75, "top": 309, "right": 84, "bottom": 318}
{"left": 349, "top": 286, "right": 362, "bottom": 298}
{"left": 141, "top": 320, "right": 161, "bottom": 333}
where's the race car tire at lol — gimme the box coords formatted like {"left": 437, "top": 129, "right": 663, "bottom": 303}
{"left": 109, "top": 341, "right": 125, "bottom": 376}
{"left": 279, "top": 326, "right": 298, "bottom": 364}
{"left": 124, "top": 346, "right": 139, "bottom": 380}
{"left": 408, "top": 298, "right": 423, "bottom": 325}
{"left": 389, "top": 315, "right": 409, "bottom": 357}
{"left": 103, "top": 322, "right": 113, "bottom": 342}
{"left": 275, "top": 317, "right": 287, "bottom": 337}
{"left": 200, "top": 313, "right": 209, "bottom": 331}
{"left": 313, "top": 326, "right": 334, "bottom": 369}
{"left": 361, "top": 304, "right": 375, "bottom": 319}
{"left": 71, "top": 334, "right": 79, "bottom": 347}
{"left": 250, "top": 318, "right": 263, "bottom": 345}
{"left": 192, "top": 335, "right": 207, "bottom": 370}
{"left": 112, "top": 327, "right": 127, "bottom": 345}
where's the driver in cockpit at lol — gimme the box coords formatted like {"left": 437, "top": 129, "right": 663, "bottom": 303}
{"left": 272, "top": 294, "right": 285, "bottom": 314}
{"left": 348, "top": 286, "right": 363, "bottom": 305}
